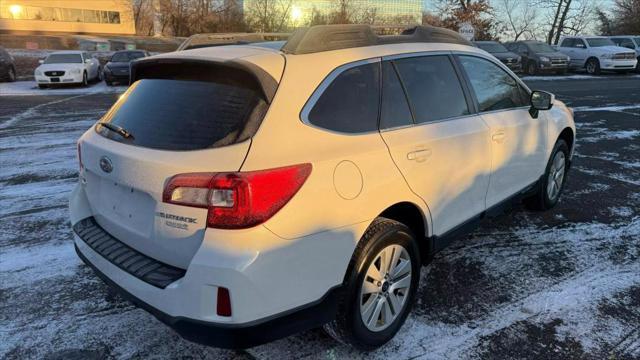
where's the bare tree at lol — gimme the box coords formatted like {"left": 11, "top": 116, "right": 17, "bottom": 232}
{"left": 244, "top": 0, "right": 293, "bottom": 32}
{"left": 499, "top": 0, "right": 538, "bottom": 41}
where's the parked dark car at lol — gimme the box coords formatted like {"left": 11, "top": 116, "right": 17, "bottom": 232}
{"left": 474, "top": 41, "right": 522, "bottom": 72}
{"left": 103, "top": 50, "right": 150, "bottom": 86}
{"left": 506, "top": 40, "right": 570, "bottom": 75}
{"left": 0, "top": 46, "right": 16, "bottom": 82}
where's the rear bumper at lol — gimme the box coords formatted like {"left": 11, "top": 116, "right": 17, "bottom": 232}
{"left": 75, "top": 244, "right": 342, "bottom": 348}
{"left": 69, "top": 183, "right": 357, "bottom": 347}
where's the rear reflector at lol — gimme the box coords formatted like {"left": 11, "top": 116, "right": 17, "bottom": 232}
{"left": 217, "top": 287, "right": 232, "bottom": 317}
{"left": 163, "top": 164, "right": 312, "bottom": 229}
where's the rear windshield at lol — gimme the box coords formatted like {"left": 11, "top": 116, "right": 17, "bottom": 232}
{"left": 96, "top": 79, "right": 267, "bottom": 150}
{"left": 45, "top": 54, "right": 82, "bottom": 64}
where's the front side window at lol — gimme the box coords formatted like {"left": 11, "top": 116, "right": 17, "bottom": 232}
{"left": 560, "top": 38, "right": 573, "bottom": 47}
{"left": 459, "top": 56, "right": 529, "bottom": 113}
{"left": 307, "top": 62, "right": 380, "bottom": 133}
{"left": 393, "top": 55, "right": 469, "bottom": 124}
{"left": 586, "top": 38, "right": 615, "bottom": 47}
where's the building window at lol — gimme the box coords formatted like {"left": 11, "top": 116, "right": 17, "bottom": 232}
{"left": 0, "top": 4, "right": 121, "bottom": 24}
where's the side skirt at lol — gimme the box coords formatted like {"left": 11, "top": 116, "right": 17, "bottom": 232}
{"left": 428, "top": 177, "right": 543, "bottom": 257}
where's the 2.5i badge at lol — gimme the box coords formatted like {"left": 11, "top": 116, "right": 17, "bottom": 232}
{"left": 155, "top": 211, "right": 197, "bottom": 230}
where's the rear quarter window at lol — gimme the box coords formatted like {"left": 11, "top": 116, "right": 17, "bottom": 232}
{"left": 97, "top": 78, "right": 267, "bottom": 150}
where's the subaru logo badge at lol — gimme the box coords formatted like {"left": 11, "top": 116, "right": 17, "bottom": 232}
{"left": 99, "top": 156, "right": 113, "bottom": 173}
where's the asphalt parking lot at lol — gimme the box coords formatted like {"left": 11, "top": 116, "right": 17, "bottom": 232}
{"left": 1, "top": 75, "right": 639, "bottom": 359}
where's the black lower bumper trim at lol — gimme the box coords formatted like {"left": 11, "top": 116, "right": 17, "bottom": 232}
{"left": 75, "top": 244, "right": 343, "bottom": 349}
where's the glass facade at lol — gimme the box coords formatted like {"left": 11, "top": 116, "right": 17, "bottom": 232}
{"left": 0, "top": 4, "right": 121, "bottom": 24}
{"left": 243, "top": 0, "right": 422, "bottom": 25}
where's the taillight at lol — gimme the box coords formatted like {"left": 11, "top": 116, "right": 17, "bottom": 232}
{"left": 163, "top": 164, "right": 312, "bottom": 229}
{"left": 216, "top": 287, "right": 232, "bottom": 317}
{"left": 77, "top": 142, "right": 83, "bottom": 171}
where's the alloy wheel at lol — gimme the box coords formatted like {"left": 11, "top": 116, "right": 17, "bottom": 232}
{"left": 547, "top": 151, "right": 566, "bottom": 201}
{"left": 359, "top": 244, "right": 412, "bottom": 332}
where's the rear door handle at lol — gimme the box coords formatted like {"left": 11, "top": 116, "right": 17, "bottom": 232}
{"left": 407, "top": 149, "right": 431, "bottom": 162}
{"left": 492, "top": 131, "right": 506, "bottom": 143}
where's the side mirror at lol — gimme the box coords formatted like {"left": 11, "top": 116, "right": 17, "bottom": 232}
{"left": 38, "top": 59, "right": 44, "bottom": 64}
{"left": 529, "top": 90, "right": 554, "bottom": 118}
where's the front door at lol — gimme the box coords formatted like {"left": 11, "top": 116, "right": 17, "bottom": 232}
{"left": 456, "top": 55, "right": 548, "bottom": 208}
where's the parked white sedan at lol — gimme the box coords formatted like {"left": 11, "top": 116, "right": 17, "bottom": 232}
{"left": 35, "top": 51, "right": 101, "bottom": 88}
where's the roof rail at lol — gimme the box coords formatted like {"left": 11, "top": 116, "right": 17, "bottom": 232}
{"left": 282, "top": 24, "right": 472, "bottom": 55}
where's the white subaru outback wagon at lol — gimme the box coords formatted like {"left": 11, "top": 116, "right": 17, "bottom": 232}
{"left": 70, "top": 25, "right": 576, "bottom": 350}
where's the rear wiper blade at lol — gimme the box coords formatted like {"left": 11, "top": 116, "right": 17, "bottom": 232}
{"left": 98, "top": 122, "right": 134, "bottom": 140}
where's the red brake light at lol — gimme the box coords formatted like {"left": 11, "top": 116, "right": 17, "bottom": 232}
{"left": 163, "top": 164, "right": 312, "bottom": 229}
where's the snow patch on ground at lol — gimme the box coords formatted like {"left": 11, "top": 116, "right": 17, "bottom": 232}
{"left": 572, "top": 104, "right": 640, "bottom": 113}
{"left": 0, "top": 80, "right": 126, "bottom": 97}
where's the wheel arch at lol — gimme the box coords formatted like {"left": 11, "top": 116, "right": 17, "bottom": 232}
{"left": 378, "top": 202, "right": 431, "bottom": 263}
{"left": 558, "top": 127, "right": 575, "bottom": 153}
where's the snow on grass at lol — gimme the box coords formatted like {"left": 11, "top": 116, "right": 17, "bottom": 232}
{"left": 0, "top": 80, "right": 126, "bottom": 97}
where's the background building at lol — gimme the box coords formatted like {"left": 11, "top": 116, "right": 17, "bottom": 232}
{"left": 242, "top": 0, "right": 422, "bottom": 26}
{"left": 0, "top": 0, "right": 135, "bottom": 35}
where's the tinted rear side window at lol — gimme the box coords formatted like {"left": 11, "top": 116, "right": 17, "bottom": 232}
{"left": 307, "top": 62, "right": 380, "bottom": 133}
{"left": 393, "top": 55, "right": 469, "bottom": 124}
{"left": 97, "top": 79, "right": 267, "bottom": 150}
{"left": 380, "top": 61, "right": 413, "bottom": 130}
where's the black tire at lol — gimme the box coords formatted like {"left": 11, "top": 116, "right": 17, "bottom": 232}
{"left": 586, "top": 58, "right": 601, "bottom": 75}
{"left": 526, "top": 139, "right": 570, "bottom": 211}
{"left": 527, "top": 61, "right": 538, "bottom": 76}
{"left": 323, "top": 217, "right": 421, "bottom": 350}
{"left": 105, "top": 79, "right": 113, "bottom": 86}
{"left": 636, "top": 57, "right": 640, "bottom": 73}
{"left": 97, "top": 68, "right": 103, "bottom": 82}
{"left": 82, "top": 72, "right": 88, "bottom": 87}
{"left": 7, "top": 66, "right": 16, "bottom": 82}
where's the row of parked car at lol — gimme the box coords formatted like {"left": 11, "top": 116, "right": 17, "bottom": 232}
{"left": 475, "top": 35, "right": 640, "bottom": 75}
{"left": 2, "top": 33, "right": 638, "bottom": 87}
{"left": 31, "top": 49, "right": 150, "bottom": 88}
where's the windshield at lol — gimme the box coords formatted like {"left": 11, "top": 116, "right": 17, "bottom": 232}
{"left": 527, "top": 43, "right": 556, "bottom": 53}
{"left": 587, "top": 38, "right": 615, "bottom": 47}
{"left": 44, "top": 54, "right": 82, "bottom": 64}
{"left": 111, "top": 52, "right": 146, "bottom": 62}
{"left": 97, "top": 79, "right": 268, "bottom": 150}
{"left": 634, "top": 38, "right": 640, "bottom": 47}
{"left": 477, "top": 42, "right": 508, "bottom": 53}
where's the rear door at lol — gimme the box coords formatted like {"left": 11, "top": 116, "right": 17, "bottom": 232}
{"left": 456, "top": 54, "right": 547, "bottom": 208}
{"left": 79, "top": 69, "right": 273, "bottom": 268}
{"left": 379, "top": 54, "right": 492, "bottom": 236}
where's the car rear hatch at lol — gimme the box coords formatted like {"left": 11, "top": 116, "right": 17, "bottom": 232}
{"left": 78, "top": 51, "right": 283, "bottom": 269}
